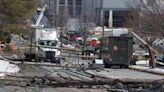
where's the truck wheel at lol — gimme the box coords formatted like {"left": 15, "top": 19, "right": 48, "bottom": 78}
{"left": 56, "top": 58, "right": 61, "bottom": 64}
{"left": 37, "top": 57, "right": 43, "bottom": 63}
{"left": 25, "top": 54, "right": 30, "bottom": 61}
{"left": 51, "top": 59, "right": 60, "bottom": 64}
{"left": 120, "top": 65, "right": 129, "bottom": 69}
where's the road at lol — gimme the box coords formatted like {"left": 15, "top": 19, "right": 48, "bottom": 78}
{"left": 1, "top": 52, "right": 164, "bottom": 92}
{"left": 86, "top": 69, "right": 164, "bottom": 80}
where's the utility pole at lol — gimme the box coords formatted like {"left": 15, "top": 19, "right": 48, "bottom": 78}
{"left": 100, "top": 0, "right": 104, "bottom": 38}
{"left": 129, "top": 29, "right": 157, "bottom": 68}
{"left": 99, "top": 0, "right": 104, "bottom": 57}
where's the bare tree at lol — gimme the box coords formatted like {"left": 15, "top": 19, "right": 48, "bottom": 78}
{"left": 126, "top": 0, "right": 164, "bottom": 53}
{"left": 78, "top": 10, "right": 96, "bottom": 47}
{"left": 127, "top": 0, "right": 164, "bottom": 37}
{"left": 55, "top": 9, "right": 69, "bottom": 47}
{"left": 126, "top": 0, "right": 164, "bottom": 68}
{"left": 55, "top": 9, "right": 69, "bottom": 33}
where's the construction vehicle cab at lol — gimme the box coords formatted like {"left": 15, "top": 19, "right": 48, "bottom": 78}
{"left": 36, "top": 28, "right": 61, "bottom": 63}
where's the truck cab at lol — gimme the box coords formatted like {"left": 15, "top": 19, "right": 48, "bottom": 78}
{"left": 35, "top": 28, "right": 61, "bottom": 63}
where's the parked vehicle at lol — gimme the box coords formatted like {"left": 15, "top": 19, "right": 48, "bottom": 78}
{"left": 86, "top": 35, "right": 100, "bottom": 48}
{"left": 23, "top": 5, "right": 61, "bottom": 63}
{"left": 156, "top": 55, "right": 164, "bottom": 62}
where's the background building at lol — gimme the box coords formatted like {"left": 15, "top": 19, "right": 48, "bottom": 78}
{"left": 43, "top": 0, "right": 83, "bottom": 17}
{"left": 39, "top": 0, "right": 83, "bottom": 27}
{"left": 39, "top": 0, "right": 158, "bottom": 28}
{"left": 83, "top": 0, "right": 130, "bottom": 27}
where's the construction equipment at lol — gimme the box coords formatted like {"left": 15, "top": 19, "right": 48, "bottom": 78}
{"left": 30, "top": 5, "right": 48, "bottom": 28}
{"left": 24, "top": 29, "right": 61, "bottom": 63}
{"left": 24, "top": 5, "right": 61, "bottom": 63}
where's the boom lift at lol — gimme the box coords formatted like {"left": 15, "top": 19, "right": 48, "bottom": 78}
{"left": 24, "top": 5, "right": 61, "bottom": 63}
{"left": 30, "top": 5, "right": 47, "bottom": 28}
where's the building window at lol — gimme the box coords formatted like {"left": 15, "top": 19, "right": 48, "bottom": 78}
{"left": 76, "top": 0, "right": 82, "bottom": 5}
{"left": 48, "top": 0, "right": 56, "bottom": 15}
{"left": 68, "top": 6, "right": 73, "bottom": 16}
{"left": 59, "top": 6, "right": 65, "bottom": 12}
{"left": 104, "top": 11, "right": 109, "bottom": 27}
{"left": 68, "top": 0, "right": 73, "bottom": 5}
{"left": 59, "top": 0, "right": 65, "bottom": 5}
{"left": 75, "top": 6, "right": 81, "bottom": 16}
{"left": 113, "top": 11, "right": 130, "bottom": 27}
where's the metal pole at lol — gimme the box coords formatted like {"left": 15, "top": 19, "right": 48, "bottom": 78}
{"left": 102, "top": 14, "right": 104, "bottom": 38}
{"left": 99, "top": 0, "right": 104, "bottom": 57}
{"left": 19, "top": 24, "right": 22, "bottom": 62}
{"left": 101, "top": 0, "right": 104, "bottom": 38}
{"left": 30, "top": 30, "right": 33, "bottom": 61}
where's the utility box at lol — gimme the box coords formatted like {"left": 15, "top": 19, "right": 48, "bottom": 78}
{"left": 100, "top": 36, "right": 133, "bottom": 68}
{"left": 89, "top": 59, "right": 104, "bottom": 69}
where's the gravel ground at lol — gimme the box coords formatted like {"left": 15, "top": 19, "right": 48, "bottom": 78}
{"left": 1, "top": 53, "right": 164, "bottom": 92}
{"left": 0, "top": 86, "right": 108, "bottom": 92}
{"left": 1, "top": 62, "right": 164, "bottom": 92}
{"left": 18, "top": 65, "right": 50, "bottom": 77}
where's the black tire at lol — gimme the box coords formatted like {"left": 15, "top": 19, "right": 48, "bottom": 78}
{"left": 51, "top": 58, "right": 60, "bottom": 64}
{"left": 25, "top": 54, "right": 36, "bottom": 62}
{"left": 36, "top": 57, "right": 43, "bottom": 62}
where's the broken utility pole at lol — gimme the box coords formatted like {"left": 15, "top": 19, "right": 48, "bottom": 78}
{"left": 128, "top": 28, "right": 157, "bottom": 68}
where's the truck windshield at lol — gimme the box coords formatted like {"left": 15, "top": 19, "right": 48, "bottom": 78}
{"left": 39, "top": 40, "right": 58, "bottom": 46}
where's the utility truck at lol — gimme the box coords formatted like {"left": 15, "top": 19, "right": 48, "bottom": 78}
{"left": 24, "top": 5, "right": 61, "bottom": 63}
{"left": 24, "top": 28, "right": 61, "bottom": 63}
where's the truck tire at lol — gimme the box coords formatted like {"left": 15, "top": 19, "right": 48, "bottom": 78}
{"left": 50, "top": 57, "right": 60, "bottom": 64}
{"left": 56, "top": 58, "right": 61, "bottom": 64}
{"left": 51, "top": 59, "right": 60, "bottom": 64}
{"left": 36, "top": 57, "right": 43, "bottom": 62}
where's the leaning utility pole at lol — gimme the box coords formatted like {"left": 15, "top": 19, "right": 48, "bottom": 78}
{"left": 129, "top": 29, "right": 157, "bottom": 68}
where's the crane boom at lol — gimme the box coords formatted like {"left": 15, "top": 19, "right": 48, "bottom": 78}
{"left": 35, "top": 5, "right": 47, "bottom": 27}
{"left": 30, "top": 5, "right": 47, "bottom": 28}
